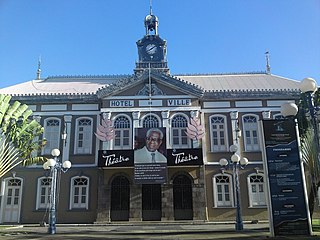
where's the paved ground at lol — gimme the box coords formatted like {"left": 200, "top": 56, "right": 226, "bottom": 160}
{"left": 0, "top": 222, "right": 319, "bottom": 240}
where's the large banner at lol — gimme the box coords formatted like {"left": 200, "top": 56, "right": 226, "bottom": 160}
{"left": 98, "top": 150, "right": 134, "bottom": 167}
{"left": 262, "top": 119, "right": 311, "bottom": 236}
{"left": 167, "top": 148, "right": 203, "bottom": 166}
{"left": 134, "top": 127, "right": 167, "bottom": 184}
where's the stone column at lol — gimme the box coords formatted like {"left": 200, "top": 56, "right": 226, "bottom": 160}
{"left": 161, "top": 183, "right": 174, "bottom": 220}
{"left": 95, "top": 170, "right": 110, "bottom": 222}
{"left": 192, "top": 166, "right": 206, "bottom": 220}
{"left": 132, "top": 111, "right": 141, "bottom": 150}
{"left": 129, "top": 184, "right": 142, "bottom": 221}
{"left": 161, "top": 111, "right": 170, "bottom": 148}
{"left": 132, "top": 111, "right": 141, "bottom": 128}
{"left": 62, "top": 115, "right": 72, "bottom": 162}
{"left": 230, "top": 111, "right": 240, "bottom": 153}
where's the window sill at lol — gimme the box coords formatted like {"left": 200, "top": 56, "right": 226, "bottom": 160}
{"left": 68, "top": 208, "right": 89, "bottom": 211}
{"left": 243, "top": 151, "right": 262, "bottom": 153}
{"left": 212, "top": 206, "right": 235, "bottom": 209}
{"left": 248, "top": 206, "right": 267, "bottom": 209}
{"left": 209, "top": 151, "right": 229, "bottom": 154}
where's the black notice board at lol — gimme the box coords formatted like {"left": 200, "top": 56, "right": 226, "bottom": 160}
{"left": 262, "top": 119, "right": 311, "bottom": 236}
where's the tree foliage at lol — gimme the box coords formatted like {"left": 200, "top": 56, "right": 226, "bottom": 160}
{"left": 0, "top": 94, "right": 46, "bottom": 178}
{"left": 297, "top": 89, "right": 320, "bottom": 217}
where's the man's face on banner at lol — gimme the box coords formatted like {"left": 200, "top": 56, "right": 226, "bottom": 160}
{"left": 146, "top": 131, "right": 162, "bottom": 152}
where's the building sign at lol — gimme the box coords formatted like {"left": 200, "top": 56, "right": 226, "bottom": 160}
{"left": 134, "top": 127, "right": 167, "bottom": 184}
{"left": 110, "top": 100, "right": 134, "bottom": 107}
{"left": 139, "top": 99, "right": 162, "bottom": 107}
{"left": 167, "top": 149, "right": 203, "bottom": 166}
{"left": 98, "top": 150, "right": 134, "bottom": 167}
{"left": 262, "top": 119, "right": 311, "bottom": 237}
{"left": 167, "top": 99, "right": 191, "bottom": 106}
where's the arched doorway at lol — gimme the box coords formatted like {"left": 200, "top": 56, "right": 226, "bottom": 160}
{"left": 142, "top": 184, "right": 162, "bottom": 221}
{"left": 173, "top": 174, "right": 193, "bottom": 220}
{"left": 110, "top": 176, "right": 130, "bottom": 221}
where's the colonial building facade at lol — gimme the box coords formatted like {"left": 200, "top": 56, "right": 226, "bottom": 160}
{"left": 0, "top": 10, "right": 300, "bottom": 224}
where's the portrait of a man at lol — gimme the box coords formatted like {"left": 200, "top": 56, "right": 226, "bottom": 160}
{"left": 134, "top": 128, "right": 167, "bottom": 164}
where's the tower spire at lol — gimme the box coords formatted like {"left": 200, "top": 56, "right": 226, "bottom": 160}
{"left": 150, "top": 0, "right": 153, "bottom": 15}
{"left": 36, "top": 56, "right": 41, "bottom": 80}
{"left": 265, "top": 51, "right": 271, "bottom": 74}
{"left": 144, "top": 0, "right": 158, "bottom": 35}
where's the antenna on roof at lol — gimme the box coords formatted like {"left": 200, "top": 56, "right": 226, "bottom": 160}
{"left": 265, "top": 51, "right": 271, "bottom": 74}
{"left": 36, "top": 56, "right": 41, "bottom": 80}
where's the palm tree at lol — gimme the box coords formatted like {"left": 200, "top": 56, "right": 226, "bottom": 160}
{"left": 0, "top": 94, "right": 46, "bottom": 178}
{"left": 300, "top": 129, "right": 319, "bottom": 217}
{"left": 297, "top": 89, "right": 320, "bottom": 218}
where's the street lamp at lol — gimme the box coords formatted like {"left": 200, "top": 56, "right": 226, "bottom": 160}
{"left": 280, "top": 102, "right": 298, "bottom": 118}
{"left": 43, "top": 149, "right": 71, "bottom": 234}
{"left": 219, "top": 144, "right": 248, "bottom": 231}
{"left": 281, "top": 77, "right": 319, "bottom": 149}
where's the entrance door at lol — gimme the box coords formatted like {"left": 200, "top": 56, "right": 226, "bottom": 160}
{"left": 173, "top": 175, "right": 193, "bottom": 220}
{"left": 1, "top": 178, "right": 23, "bottom": 223}
{"left": 142, "top": 184, "right": 161, "bottom": 221}
{"left": 110, "top": 176, "right": 130, "bottom": 221}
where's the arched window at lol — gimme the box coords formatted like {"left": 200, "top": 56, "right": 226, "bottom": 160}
{"left": 113, "top": 115, "right": 132, "bottom": 150}
{"left": 213, "top": 174, "right": 233, "bottom": 207}
{"left": 171, "top": 114, "right": 190, "bottom": 148}
{"left": 142, "top": 114, "right": 160, "bottom": 128}
{"left": 36, "top": 177, "right": 52, "bottom": 210}
{"left": 75, "top": 117, "right": 93, "bottom": 154}
{"left": 42, "top": 118, "right": 61, "bottom": 155}
{"left": 247, "top": 173, "right": 266, "bottom": 207}
{"left": 242, "top": 115, "right": 260, "bottom": 151}
{"left": 70, "top": 176, "right": 89, "bottom": 209}
{"left": 209, "top": 115, "right": 228, "bottom": 152}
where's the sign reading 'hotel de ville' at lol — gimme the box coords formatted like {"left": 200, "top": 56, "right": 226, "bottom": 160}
{"left": 262, "top": 119, "right": 311, "bottom": 237}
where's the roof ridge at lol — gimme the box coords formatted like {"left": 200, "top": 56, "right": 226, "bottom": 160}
{"left": 45, "top": 74, "right": 132, "bottom": 79}
{"left": 174, "top": 71, "right": 267, "bottom": 76}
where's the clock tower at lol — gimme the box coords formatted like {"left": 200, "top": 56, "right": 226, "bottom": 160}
{"left": 135, "top": 8, "right": 169, "bottom": 74}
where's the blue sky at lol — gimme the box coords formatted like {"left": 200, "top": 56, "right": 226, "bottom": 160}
{"left": 0, "top": 0, "right": 319, "bottom": 89}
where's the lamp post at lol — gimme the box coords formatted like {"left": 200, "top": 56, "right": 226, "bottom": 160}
{"left": 43, "top": 149, "right": 71, "bottom": 234}
{"left": 299, "top": 78, "right": 319, "bottom": 151}
{"left": 281, "top": 77, "right": 318, "bottom": 154}
{"left": 219, "top": 144, "right": 248, "bottom": 231}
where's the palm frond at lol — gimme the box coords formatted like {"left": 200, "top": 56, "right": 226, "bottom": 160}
{"left": 301, "top": 129, "right": 319, "bottom": 176}
{"left": 0, "top": 135, "right": 21, "bottom": 178}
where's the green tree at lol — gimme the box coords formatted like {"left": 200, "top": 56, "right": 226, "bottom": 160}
{"left": 297, "top": 89, "right": 320, "bottom": 218}
{"left": 0, "top": 94, "right": 46, "bottom": 178}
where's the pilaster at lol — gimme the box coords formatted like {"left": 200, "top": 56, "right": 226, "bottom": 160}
{"left": 62, "top": 115, "right": 72, "bottom": 162}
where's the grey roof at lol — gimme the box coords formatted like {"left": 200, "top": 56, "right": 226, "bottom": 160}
{"left": 0, "top": 75, "right": 130, "bottom": 96}
{"left": 175, "top": 72, "right": 300, "bottom": 92}
{"left": 0, "top": 72, "right": 300, "bottom": 98}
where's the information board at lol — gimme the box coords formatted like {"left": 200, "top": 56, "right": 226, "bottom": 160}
{"left": 262, "top": 119, "right": 311, "bottom": 236}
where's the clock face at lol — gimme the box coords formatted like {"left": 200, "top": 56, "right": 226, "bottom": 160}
{"left": 146, "top": 44, "right": 157, "bottom": 55}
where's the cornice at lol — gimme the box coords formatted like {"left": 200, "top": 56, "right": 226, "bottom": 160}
{"left": 203, "top": 89, "right": 300, "bottom": 100}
